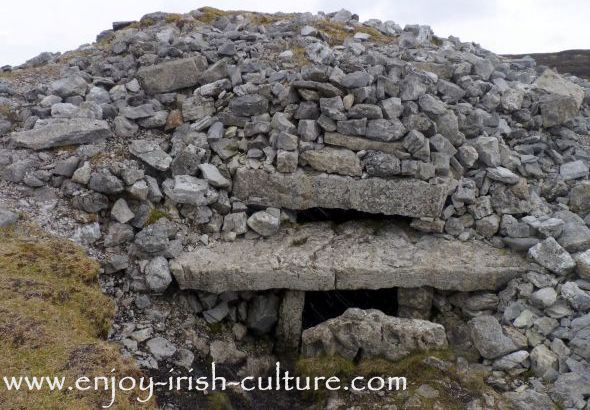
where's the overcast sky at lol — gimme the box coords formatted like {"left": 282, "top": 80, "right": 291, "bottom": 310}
{"left": 1, "top": 0, "right": 588, "bottom": 67}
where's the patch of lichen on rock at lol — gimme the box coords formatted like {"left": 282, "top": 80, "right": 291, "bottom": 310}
{"left": 0, "top": 224, "right": 156, "bottom": 409}
{"left": 296, "top": 350, "right": 504, "bottom": 408}
{"left": 314, "top": 20, "right": 395, "bottom": 46}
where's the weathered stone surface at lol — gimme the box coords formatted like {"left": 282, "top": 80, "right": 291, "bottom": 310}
{"left": 535, "top": 68, "right": 584, "bottom": 107}
{"left": 469, "top": 315, "right": 518, "bottom": 359}
{"left": 301, "top": 308, "right": 447, "bottom": 361}
{"left": 232, "top": 168, "right": 447, "bottom": 218}
{"left": 0, "top": 207, "right": 18, "bottom": 228}
{"left": 247, "top": 210, "right": 280, "bottom": 237}
{"left": 171, "top": 220, "right": 528, "bottom": 293}
{"left": 560, "top": 160, "right": 588, "bottom": 180}
{"left": 275, "top": 291, "right": 305, "bottom": 353}
{"left": 198, "top": 163, "right": 230, "bottom": 188}
{"left": 163, "top": 175, "right": 210, "bottom": 206}
{"left": 576, "top": 249, "right": 590, "bottom": 280}
{"left": 528, "top": 237, "right": 575, "bottom": 275}
{"left": 397, "top": 287, "right": 433, "bottom": 319}
{"left": 229, "top": 94, "right": 269, "bottom": 116}
{"left": 362, "top": 151, "right": 401, "bottom": 177}
{"left": 10, "top": 119, "right": 111, "bottom": 150}
{"left": 129, "top": 140, "right": 172, "bottom": 171}
{"left": 324, "top": 132, "right": 403, "bottom": 154}
{"left": 530, "top": 344, "right": 559, "bottom": 379}
{"left": 246, "top": 294, "right": 280, "bottom": 334}
{"left": 50, "top": 76, "right": 88, "bottom": 98}
{"left": 137, "top": 57, "right": 208, "bottom": 94}
{"left": 146, "top": 337, "right": 176, "bottom": 360}
{"left": 144, "top": 256, "right": 172, "bottom": 293}
{"left": 300, "top": 147, "right": 362, "bottom": 176}
{"left": 503, "top": 389, "right": 555, "bottom": 410}
{"left": 540, "top": 95, "right": 579, "bottom": 128}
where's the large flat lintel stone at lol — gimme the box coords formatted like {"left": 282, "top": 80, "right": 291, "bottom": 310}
{"left": 10, "top": 118, "right": 111, "bottom": 150}
{"left": 137, "top": 57, "right": 208, "bottom": 94}
{"left": 232, "top": 168, "right": 447, "bottom": 219}
{"left": 171, "top": 221, "right": 529, "bottom": 293}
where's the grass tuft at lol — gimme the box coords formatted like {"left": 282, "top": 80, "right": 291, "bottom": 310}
{"left": 0, "top": 224, "right": 156, "bottom": 409}
{"left": 296, "top": 350, "right": 503, "bottom": 408}
{"left": 207, "top": 392, "right": 233, "bottom": 410}
{"left": 0, "top": 104, "right": 18, "bottom": 123}
{"left": 145, "top": 209, "right": 170, "bottom": 226}
{"left": 314, "top": 21, "right": 396, "bottom": 46}
{"left": 195, "top": 7, "right": 230, "bottom": 24}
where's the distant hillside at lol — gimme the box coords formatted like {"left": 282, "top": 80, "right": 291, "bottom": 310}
{"left": 506, "top": 49, "right": 590, "bottom": 80}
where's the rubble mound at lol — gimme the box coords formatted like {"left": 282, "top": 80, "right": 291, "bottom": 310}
{"left": 1, "top": 6, "right": 590, "bottom": 409}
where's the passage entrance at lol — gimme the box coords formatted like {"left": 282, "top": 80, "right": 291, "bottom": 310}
{"left": 302, "top": 288, "right": 398, "bottom": 329}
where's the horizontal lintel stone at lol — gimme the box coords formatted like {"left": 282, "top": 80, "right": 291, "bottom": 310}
{"left": 232, "top": 168, "right": 447, "bottom": 219}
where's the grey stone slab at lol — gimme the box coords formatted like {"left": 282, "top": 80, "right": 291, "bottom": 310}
{"left": 137, "top": 57, "right": 208, "bottom": 94}
{"left": 171, "top": 221, "right": 528, "bottom": 293}
{"left": 232, "top": 168, "right": 447, "bottom": 218}
{"left": 10, "top": 119, "right": 111, "bottom": 150}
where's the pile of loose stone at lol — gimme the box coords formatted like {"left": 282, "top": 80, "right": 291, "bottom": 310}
{"left": 2, "top": 6, "right": 590, "bottom": 408}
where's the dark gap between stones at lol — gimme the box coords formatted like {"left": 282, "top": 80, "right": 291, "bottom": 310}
{"left": 294, "top": 207, "right": 410, "bottom": 224}
{"left": 302, "top": 288, "right": 399, "bottom": 329}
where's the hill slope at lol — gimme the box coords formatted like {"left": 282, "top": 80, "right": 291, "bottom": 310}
{"left": 506, "top": 49, "right": 590, "bottom": 79}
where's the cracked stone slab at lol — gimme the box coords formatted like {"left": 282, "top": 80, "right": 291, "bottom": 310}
{"left": 10, "top": 118, "right": 111, "bottom": 150}
{"left": 171, "top": 221, "right": 528, "bottom": 293}
{"left": 232, "top": 168, "right": 448, "bottom": 219}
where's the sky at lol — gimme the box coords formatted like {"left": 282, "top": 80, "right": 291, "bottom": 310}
{"left": 1, "top": 0, "right": 588, "bottom": 67}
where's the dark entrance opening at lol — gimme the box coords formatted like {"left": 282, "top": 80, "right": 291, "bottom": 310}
{"left": 295, "top": 208, "right": 406, "bottom": 224}
{"left": 302, "top": 288, "right": 398, "bottom": 329}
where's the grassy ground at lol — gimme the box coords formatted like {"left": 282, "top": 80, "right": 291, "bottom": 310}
{"left": 0, "top": 223, "right": 155, "bottom": 409}
{"left": 313, "top": 20, "right": 396, "bottom": 46}
{"left": 296, "top": 350, "right": 503, "bottom": 409}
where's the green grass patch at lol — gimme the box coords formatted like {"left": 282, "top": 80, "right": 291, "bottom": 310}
{"left": 296, "top": 350, "right": 503, "bottom": 408}
{"left": 0, "top": 224, "right": 156, "bottom": 409}
{"left": 145, "top": 208, "right": 170, "bottom": 226}
{"left": 195, "top": 7, "right": 231, "bottom": 24}
{"left": 314, "top": 21, "right": 396, "bottom": 46}
{"left": 207, "top": 392, "right": 233, "bottom": 410}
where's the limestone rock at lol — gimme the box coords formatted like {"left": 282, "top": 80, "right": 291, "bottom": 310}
{"left": 137, "top": 57, "right": 208, "bottom": 94}
{"left": 0, "top": 207, "right": 18, "bottom": 228}
{"left": 528, "top": 237, "right": 575, "bottom": 275}
{"left": 129, "top": 140, "right": 172, "bottom": 171}
{"left": 247, "top": 210, "right": 280, "bottom": 237}
{"left": 144, "top": 256, "right": 172, "bottom": 293}
{"left": 232, "top": 168, "right": 448, "bottom": 219}
{"left": 468, "top": 315, "right": 517, "bottom": 359}
{"left": 247, "top": 294, "right": 280, "bottom": 334}
{"left": 10, "top": 119, "right": 111, "bottom": 150}
{"left": 198, "top": 163, "right": 230, "bottom": 188}
{"left": 146, "top": 337, "right": 177, "bottom": 360}
{"left": 209, "top": 340, "right": 246, "bottom": 364}
{"left": 503, "top": 389, "right": 555, "bottom": 410}
{"left": 535, "top": 68, "right": 584, "bottom": 107}
{"left": 301, "top": 308, "right": 447, "bottom": 361}
{"left": 229, "top": 94, "right": 269, "bottom": 116}
{"left": 300, "top": 147, "right": 362, "bottom": 176}
{"left": 172, "top": 220, "right": 528, "bottom": 293}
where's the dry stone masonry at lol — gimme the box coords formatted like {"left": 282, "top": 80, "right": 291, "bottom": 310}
{"left": 2, "top": 6, "right": 590, "bottom": 408}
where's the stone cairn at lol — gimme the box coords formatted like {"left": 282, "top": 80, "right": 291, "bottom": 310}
{"left": 1, "top": 7, "right": 590, "bottom": 408}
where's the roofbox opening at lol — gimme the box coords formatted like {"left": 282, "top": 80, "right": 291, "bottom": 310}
{"left": 295, "top": 208, "right": 411, "bottom": 224}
